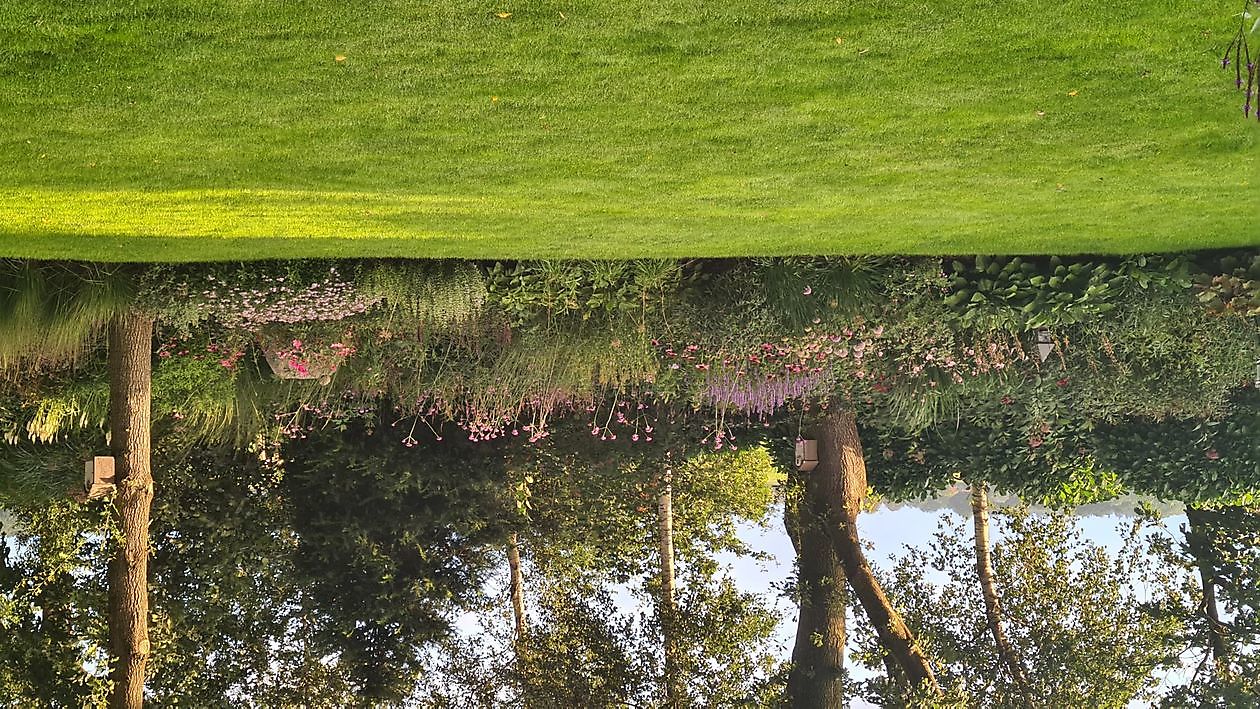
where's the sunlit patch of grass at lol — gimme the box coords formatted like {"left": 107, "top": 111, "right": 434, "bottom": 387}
{"left": 0, "top": 0, "right": 1255, "bottom": 259}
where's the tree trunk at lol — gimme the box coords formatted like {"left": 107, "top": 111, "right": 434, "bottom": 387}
{"left": 508, "top": 531, "right": 527, "bottom": 642}
{"left": 970, "top": 483, "right": 1032, "bottom": 704}
{"left": 815, "top": 408, "right": 940, "bottom": 696}
{"left": 1186, "top": 506, "right": 1231, "bottom": 679}
{"left": 107, "top": 313, "right": 154, "bottom": 709}
{"left": 785, "top": 478, "right": 847, "bottom": 707}
{"left": 658, "top": 467, "right": 684, "bottom": 708}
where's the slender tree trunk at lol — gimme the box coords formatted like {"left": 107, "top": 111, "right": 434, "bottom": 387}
{"left": 1186, "top": 506, "right": 1231, "bottom": 679}
{"left": 815, "top": 408, "right": 940, "bottom": 696}
{"left": 971, "top": 483, "right": 1032, "bottom": 704}
{"left": 507, "top": 532, "right": 527, "bottom": 642}
{"left": 107, "top": 313, "right": 154, "bottom": 709}
{"left": 785, "top": 481, "right": 847, "bottom": 707}
{"left": 658, "top": 467, "right": 684, "bottom": 708}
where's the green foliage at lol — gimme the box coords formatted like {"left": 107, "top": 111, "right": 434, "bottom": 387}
{"left": 666, "top": 567, "right": 785, "bottom": 706}
{"left": 869, "top": 386, "right": 1260, "bottom": 506}
{"left": 855, "top": 508, "right": 1182, "bottom": 707}
{"left": 367, "top": 327, "right": 661, "bottom": 443}
{"left": 1061, "top": 294, "right": 1257, "bottom": 422}
{"left": 942, "top": 255, "right": 1190, "bottom": 330}
{"left": 487, "top": 260, "right": 681, "bottom": 332}
{"left": 280, "top": 424, "right": 511, "bottom": 701}
{"left": 865, "top": 417, "right": 1084, "bottom": 504}
{"left": 520, "top": 426, "right": 777, "bottom": 582}
{"left": 20, "top": 377, "right": 108, "bottom": 444}
{"left": 147, "top": 448, "right": 359, "bottom": 706}
{"left": 0, "top": 437, "right": 97, "bottom": 507}
{"left": 0, "top": 499, "right": 110, "bottom": 707}
{"left": 947, "top": 256, "right": 1144, "bottom": 332}
{"left": 672, "top": 446, "right": 778, "bottom": 562}
{"left": 748, "top": 257, "right": 888, "bottom": 330}
{"left": 357, "top": 260, "right": 487, "bottom": 330}
{"left": 1037, "top": 462, "right": 1125, "bottom": 509}
{"left": 152, "top": 346, "right": 239, "bottom": 444}
{"left": 1090, "top": 390, "right": 1260, "bottom": 504}
{"left": 514, "top": 578, "right": 650, "bottom": 706}
{"left": 1147, "top": 505, "right": 1260, "bottom": 705}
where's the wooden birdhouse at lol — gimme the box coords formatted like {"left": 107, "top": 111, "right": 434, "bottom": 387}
{"left": 795, "top": 440, "right": 819, "bottom": 472}
{"left": 1035, "top": 328, "right": 1055, "bottom": 363}
{"left": 84, "top": 456, "right": 116, "bottom": 499}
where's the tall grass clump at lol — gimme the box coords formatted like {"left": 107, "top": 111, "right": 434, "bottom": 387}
{"left": 0, "top": 261, "right": 134, "bottom": 371}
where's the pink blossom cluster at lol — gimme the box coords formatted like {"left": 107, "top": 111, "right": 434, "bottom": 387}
{"left": 701, "top": 425, "right": 739, "bottom": 451}
{"left": 269, "top": 338, "right": 357, "bottom": 379}
{"left": 588, "top": 397, "right": 659, "bottom": 443}
{"left": 654, "top": 323, "right": 886, "bottom": 416}
{"left": 274, "top": 400, "right": 377, "bottom": 440}
{"left": 396, "top": 388, "right": 586, "bottom": 444}
{"left": 887, "top": 334, "right": 1029, "bottom": 387}
{"left": 189, "top": 268, "right": 383, "bottom": 328}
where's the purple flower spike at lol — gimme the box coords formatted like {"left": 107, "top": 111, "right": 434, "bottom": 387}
{"left": 1224, "top": 57, "right": 1231, "bottom": 69}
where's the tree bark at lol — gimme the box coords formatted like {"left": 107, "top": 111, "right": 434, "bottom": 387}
{"left": 658, "top": 467, "right": 684, "bottom": 708}
{"left": 815, "top": 408, "right": 940, "bottom": 696}
{"left": 107, "top": 313, "right": 154, "bottom": 709}
{"left": 970, "top": 483, "right": 1032, "bottom": 704}
{"left": 785, "top": 479, "right": 847, "bottom": 708}
{"left": 1186, "top": 506, "right": 1231, "bottom": 679}
{"left": 507, "top": 531, "right": 527, "bottom": 642}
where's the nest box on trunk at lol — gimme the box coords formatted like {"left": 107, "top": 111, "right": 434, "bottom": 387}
{"left": 795, "top": 440, "right": 819, "bottom": 472}
{"left": 84, "top": 456, "right": 116, "bottom": 499}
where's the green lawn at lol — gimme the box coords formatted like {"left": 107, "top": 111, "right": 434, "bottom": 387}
{"left": 1, "top": 0, "right": 1256, "bottom": 260}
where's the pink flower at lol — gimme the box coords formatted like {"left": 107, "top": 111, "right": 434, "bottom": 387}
{"left": 292, "top": 339, "right": 303, "bottom": 349}
{"left": 1206, "top": 449, "right": 1221, "bottom": 460}
{"left": 802, "top": 286, "right": 813, "bottom": 296}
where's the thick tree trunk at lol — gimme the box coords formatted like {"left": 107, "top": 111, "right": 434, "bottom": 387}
{"left": 507, "top": 532, "right": 527, "bottom": 642}
{"left": 785, "top": 482, "right": 847, "bottom": 707}
{"left": 658, "top": 468, "right": 684, "bottom": 708}
{"left": 815, "top": 408, "right": 940, "bottom": 696}
{"left": 970, "top": 483, "right": 1032, "bottom": 703}
{"left": 107, "top": 313, "right": 154, "bottom": 709}
{"left": 1186, "top": 506, "right": 1231, "bottom": 679}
